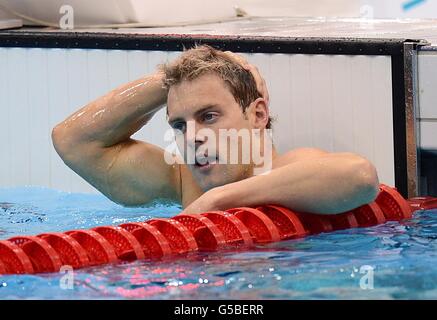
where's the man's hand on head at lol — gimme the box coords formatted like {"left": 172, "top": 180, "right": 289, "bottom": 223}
{"left": 222, "top": 51, "right": 270, "bottom": 106}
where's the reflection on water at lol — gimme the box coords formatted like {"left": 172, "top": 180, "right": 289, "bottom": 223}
{"left": 1, "top": 186, "right": 437, "bottom": 299}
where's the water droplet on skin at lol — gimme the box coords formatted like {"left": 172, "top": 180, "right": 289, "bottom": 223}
{"left": 92, "top": 109, "right": 106, "bottom": 119}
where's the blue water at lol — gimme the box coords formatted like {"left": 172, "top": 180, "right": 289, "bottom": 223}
{"left": 1, "top": 186, "right": 437, "bottom": 300}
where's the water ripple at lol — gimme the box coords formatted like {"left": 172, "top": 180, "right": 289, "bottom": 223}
{"left": 1, "top": 187, "right": 437, "bottom": 299}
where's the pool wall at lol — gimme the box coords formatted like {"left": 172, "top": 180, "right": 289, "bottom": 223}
{"left": 2, "top": 19, "right": 435, "bottom": 198}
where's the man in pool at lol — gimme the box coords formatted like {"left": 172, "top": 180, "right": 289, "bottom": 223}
{"left": 52, "top": 45, "right": 379, "bottom": 215}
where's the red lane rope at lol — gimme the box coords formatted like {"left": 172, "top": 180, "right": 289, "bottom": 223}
{"left": 294, "top": 212, "right": 334, "bottom": 234}
{"left": 146, "top": 218, "right": 198, "bottom": 254}
{"left": 65, "top": 230, "right": 118, "bottom": 266}
{"left": 1, "top": 184, "right": 435, "bottom": 275}
{"left": 38, "top": 233, "right": 90, "bottom": 268}
{"left": 376, "top": 184, "right": 413, "bottom": 220}
{"left": 119, "top": 222, "right": 172, "bottom": 259}
{"left": 408, "top": 196, "right": 437, "bottom": 211}
{"left": 0, "top": 240, "right": 34, "bottom": 274}
{"left": 92, "top": 226, "right": 145, "bottom": 261}
{"left": 172, "top": 214, "right": 226, "bottom": 251}
{"left": 8, "top": 236, "right": 63, "bottom": 273}
{"left": 0, "top": 260, "right": 6, "bottom": 274}
{"left": 351, "top": 202, "right": 386, "bottom": 227}
{"left": 226, "top": 207, "right": 281, "bottom": 243}
{"left": 201, "top": 211, "right": 254, "bottom": 247}
{"left": 326, "top": 211, "right": 359, "bottom": 230}
{"left": 255, "top": 205, "right": 307, "bottom": 239}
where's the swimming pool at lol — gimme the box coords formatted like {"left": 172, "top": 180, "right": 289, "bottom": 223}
{"left": 1, "top": 186, "right": 437, "bottom": 299}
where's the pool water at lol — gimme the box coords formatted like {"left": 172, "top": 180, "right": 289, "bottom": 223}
{"left": 1, "top": 186, "right": 437, "bottom": 300}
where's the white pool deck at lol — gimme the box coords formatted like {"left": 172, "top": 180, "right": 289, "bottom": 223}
{"left": 6, "top": 17, "right": 437, "bottom": 45}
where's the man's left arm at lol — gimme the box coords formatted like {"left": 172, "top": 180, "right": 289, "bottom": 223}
{"left": 182, "top": 150, "right": 379, "bottom": 215}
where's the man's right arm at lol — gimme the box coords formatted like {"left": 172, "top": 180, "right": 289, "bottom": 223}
{"left": 51, "top": 71, "right": 182, "bottom": 206}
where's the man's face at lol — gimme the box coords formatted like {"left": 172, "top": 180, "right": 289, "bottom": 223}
{"left": 167, "top": 73, "right": 255, "bottom": 191}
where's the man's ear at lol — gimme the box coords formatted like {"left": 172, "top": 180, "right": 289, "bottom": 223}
{"left": 247, "top": 98, "right": 269, "bottom": 129}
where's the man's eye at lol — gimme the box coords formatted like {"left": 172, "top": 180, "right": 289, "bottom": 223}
{"left": 172, "top": 122, "right": 186, "bottom": 133}
{"left": 202, "top": 112, "right": 218, "bottom": 123}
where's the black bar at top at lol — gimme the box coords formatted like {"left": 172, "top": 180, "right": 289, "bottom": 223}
{"left": 0, "top": 30, "right": 413, "bottom": 55}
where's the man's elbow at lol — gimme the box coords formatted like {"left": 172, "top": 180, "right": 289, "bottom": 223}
{"left": 51, "top": 124, "right": 82, "bottom": 167}
{"left": 51, "top": 124, "right": 68, "bottom": 155}
{"left": 352, "top": 156, "right": 380, "bottom": 204}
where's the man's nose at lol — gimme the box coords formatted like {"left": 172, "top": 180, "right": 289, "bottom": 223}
{"left": 185, "top": 121, "right": 206, "bottom": 149}
{"left": 187, "top": 134, "right": 207, "bottom": 152}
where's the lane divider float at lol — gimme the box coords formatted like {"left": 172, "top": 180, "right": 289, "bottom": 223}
{"left": 0, "top": 184, "right": 434, "bottom": 275}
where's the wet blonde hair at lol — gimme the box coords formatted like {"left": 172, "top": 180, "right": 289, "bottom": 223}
{"left": 161, "top": 44, "right": 272, "bottom": 129}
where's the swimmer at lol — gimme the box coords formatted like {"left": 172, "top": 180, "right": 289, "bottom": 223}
{"left": 52, "top": 45, "right": 379, "bottom": 215}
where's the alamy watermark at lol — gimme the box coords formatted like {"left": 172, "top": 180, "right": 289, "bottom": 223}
{"left": 163, "top": 121, "right": 274, "bottom": 175}
{"left": 59, "top": 5, "right": 74, "bottom": 30}
{"left": 349, "top": 265, "right": 375, "bottom": 290}
{"left": 359, "top": 265, "right": 374, "bottom": 289}
{"left": 359, "top": 4, "right": 375, "bottom": 30}
{"left": 59, "top": 265, "right": 74, "bottom": 290}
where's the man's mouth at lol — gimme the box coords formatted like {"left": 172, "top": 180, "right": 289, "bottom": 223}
{"left": 194, "top": 155, "right": 218, "bottom": 169}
